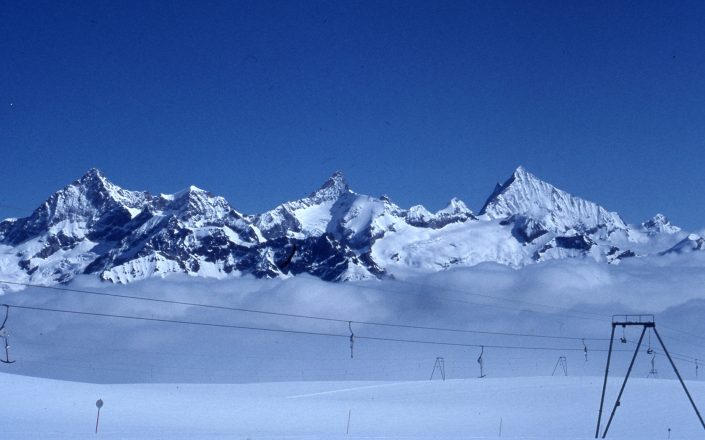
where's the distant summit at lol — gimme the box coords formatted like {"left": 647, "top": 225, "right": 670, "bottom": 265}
{"left": 0, "top": 167, "right": 692, "bottom": 286}
{"left": 480, "top": 166, "right": 627, "bottom": 233}
{"left": 311, "top": 171, "right": 350, "bottom": 201}
{"left": 662, "top": 234, "right": 705, "bottom": 255}
{"left": 642, "top": 214, "right": 681, "bottom": 236}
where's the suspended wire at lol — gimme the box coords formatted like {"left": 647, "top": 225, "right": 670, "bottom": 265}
{"left": 3, "top": 303, "right": 632, "bottom": 353}
{"left": 0, "top": 200, "right": 695, "bottom": 330}
{"left": 0, "top": 280, "right": 608, "bottom": 341}
{"left": 621, "top": 325, "right": 705, "bottom": 363}
{"left": 3, "top": 281, "right": 703, "bottom": 365}
{"left": 360, "top": 279, "right": 705, "bottom": 350}
{"left": 617, "top": 331, "right": 703, "bottom": 366}
{"left": 625, "top": 338, "right": 703, "bottom": 365}
{"left": 8, "top": 278, "right": 703, "bottom": 350}
{"left": 1, "top": 278, "right": 610, "bottom": 329}
{"left": 5, "top": 304, "right": 346, "bottom": 339}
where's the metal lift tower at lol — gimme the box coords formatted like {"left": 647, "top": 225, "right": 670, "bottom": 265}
{"left": 595, "top": 315, "right": 705, "bottom": 438}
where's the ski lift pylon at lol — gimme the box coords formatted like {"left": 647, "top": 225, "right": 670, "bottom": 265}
{"left": 348, "top": 321, "right": 354, "bottom": 359}
{"left": 0, "top": 304, "right": 15, "bottom": 364}
{"left": 477, "top": 345, "right": 486, "bottom": 378}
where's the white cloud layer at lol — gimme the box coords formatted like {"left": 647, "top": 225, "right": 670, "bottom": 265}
{"left": 2, "top": 252, "right": 705, "bottom": 384}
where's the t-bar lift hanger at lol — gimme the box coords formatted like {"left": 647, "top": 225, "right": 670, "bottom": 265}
{"left": 0, "top": 305, "right": 15, "bottom": 364}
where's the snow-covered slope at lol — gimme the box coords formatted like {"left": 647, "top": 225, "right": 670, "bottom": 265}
{"left": 255, "top": 171, "right": 352, "bottom": 239}
{"left": 662, "top": 234, "right": 705, "bottom": 254}
{"left": 642, "top": 214, "right": 682, "bottom": 236}
{"left": 480, "top": 166, "right": 627, "bottom": 234}
{"left": 3, "top": 373, "right": 703, "bottom": 440}
{"left": 94, "top": 185, "right": 262, "bottom": 283}
{"left": 406, "top": 197, "right": 475, "bottom": 229}
{"left": 0, "top": 167, "right": 696, "bottom": 285}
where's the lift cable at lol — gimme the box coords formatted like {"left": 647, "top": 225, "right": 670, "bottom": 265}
{"left": 3, "top": 281, "right": 703, "bottom": 363}
{"left": 625, "top": 339, "right": 702, "bottom": 364}
{"left": 0, "top": 280, "right": 610, "bottom": 342}
{"left": 2, "top": 303, "right": 638, "bottom": 353}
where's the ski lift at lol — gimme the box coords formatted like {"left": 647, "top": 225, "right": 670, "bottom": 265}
{"left": 647, "top": 352, "right": 658, "bottom": 378}
{"left": 582, "top": 339, "right": 588, "bottom": 362}
{"left": 430, "top": 357, "right": 446, "bottom": 381}
{"left": 620, "top": 325, "right": 627, "bottom": 344}
{"left": 696, "top": 359, "right": 700, "bottom": 379}
{"left": 646, "top": 328, "right": 654, "bottom": 355}
{"left": 348, "top": 321, "right": 354, "bottom": 359}
{"left": 477, "top": 345, "right": 486, "bottom": 378}
{"left": 0, "top": 305, "right": 15, "bottom": 364}
{"left": 552, "top": 356, "right": 568, "bottom": 376}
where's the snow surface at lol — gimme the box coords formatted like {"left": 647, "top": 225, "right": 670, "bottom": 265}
{"left": 2, "top": 255, "right": 705, "bottom": 438}
{"left": 3, "top": 373, "right": 704, "bottom": 439}
{"left": 2, "top": 168, "right": 705, "bottom": 438}
{"left": 0, "top": 166, "right": 694, "bottom": 285}
{"left": 480, "top": 166, "right": 627, "bottom": 233}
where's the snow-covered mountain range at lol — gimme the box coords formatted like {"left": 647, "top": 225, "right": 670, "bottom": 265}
{"left": 0, "top": 166, "right": 696, "bottom": 285}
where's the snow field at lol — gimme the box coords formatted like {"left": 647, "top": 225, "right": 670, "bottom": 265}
{"left": 3, "top": 373, "right": 705, "bottom": 439}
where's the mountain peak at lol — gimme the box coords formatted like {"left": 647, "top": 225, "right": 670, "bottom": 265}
{"left": 76, "top": 167, "right": 109, "bottom": 187}
{"left": 309, "top": 171, "right": 351, "bottom": 201}
{"left": 322, "top": 171, "right": 348, "bottom": 189}
{"left": 662, "top": 233, "right": 705, "bottom": 255}
{"left": 73, "top": 169, "right": 141, "bottom": 205}
{"left": 81, "top": 167, "right": 104, "bottom": 178}
{"left": 479, "top": 166, "right": 539, "bottom": 215}
{"left": 513, "top": 165, "right": 530, "bottom": 176}
{"left": 439, "top": 197, "right": 473, "bottom": 216}
{"left": 166, "top": 185, "right": 207, "bottom": 200}
{"left": 67, "top": 169, "right": 148, "bottom": 210}
{"left": 480, "top": 167, "right": 626, "bottom": 233}
{"left": 510, "top": 165, "right": 542, "bottom": 185}
{"left": 157, "top": 185, "right": 238, "bottom": 221}
{"left": 0, "top": 166, "right": 694, "bottom": 286}
{"left": 406, "top": 197, "right": 475, "bottom": 228}
{"left": 642, "top": 213, "right": 681, "bottom": 235}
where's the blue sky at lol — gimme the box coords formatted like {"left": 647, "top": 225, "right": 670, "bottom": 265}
{"left": 1, "top": 1, "right": 704, "bottom": 229}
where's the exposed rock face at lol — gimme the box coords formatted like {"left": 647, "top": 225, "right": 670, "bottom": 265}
{"left": 480, "top": 166, "right": 627, "bottom": 234}
{"left": 0, "top": 167, "right": 691, "bottom": 285}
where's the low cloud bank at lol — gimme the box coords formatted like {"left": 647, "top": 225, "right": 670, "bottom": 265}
{"left": 2, "top": 253, "right": 705, "bottom": 383}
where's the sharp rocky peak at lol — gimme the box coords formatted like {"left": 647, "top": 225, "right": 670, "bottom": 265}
{"left": 0, "top": 169, "right": 151, "bottom": 245}
{"left": 439, "top": 197, "right": 472, "bottom": 215}
{"left": 70, "top": 168, "right": 149, "bottom": 209}
{"left": 480, "top": 166, "right": 626, "bottom": 233}
{"left": 308, "top": 171, "right": 351, "bottom": 202}
{"left": 73, "top": 168, "right": 116, "bottom": 198}
{"left": 642, "top": 213, "right": 681, "bottom": 235}
{"left": 406, "top": 197, "right": 475, "bottom": 228}
{"left": 77, "top": 167, "right": 107, "bottom": 184}
{"left": 154, "top": 185, "right": 240, "bottom": 223}
{"left": 1, "top": 166, "right": 694, "bottom": 286}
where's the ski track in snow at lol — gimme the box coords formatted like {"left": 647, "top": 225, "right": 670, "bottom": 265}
{"left": 286, "top": 381, "right": 422, "bottom": 399}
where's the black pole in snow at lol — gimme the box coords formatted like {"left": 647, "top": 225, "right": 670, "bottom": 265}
{"left": 601, "top": 326, "right": 647, "bottom": 438}
{"left": 653, "top": 328, "right": 705, "bottom": 432}
{"left": 595, "top": 324, "right": 616, "bottom": 438}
